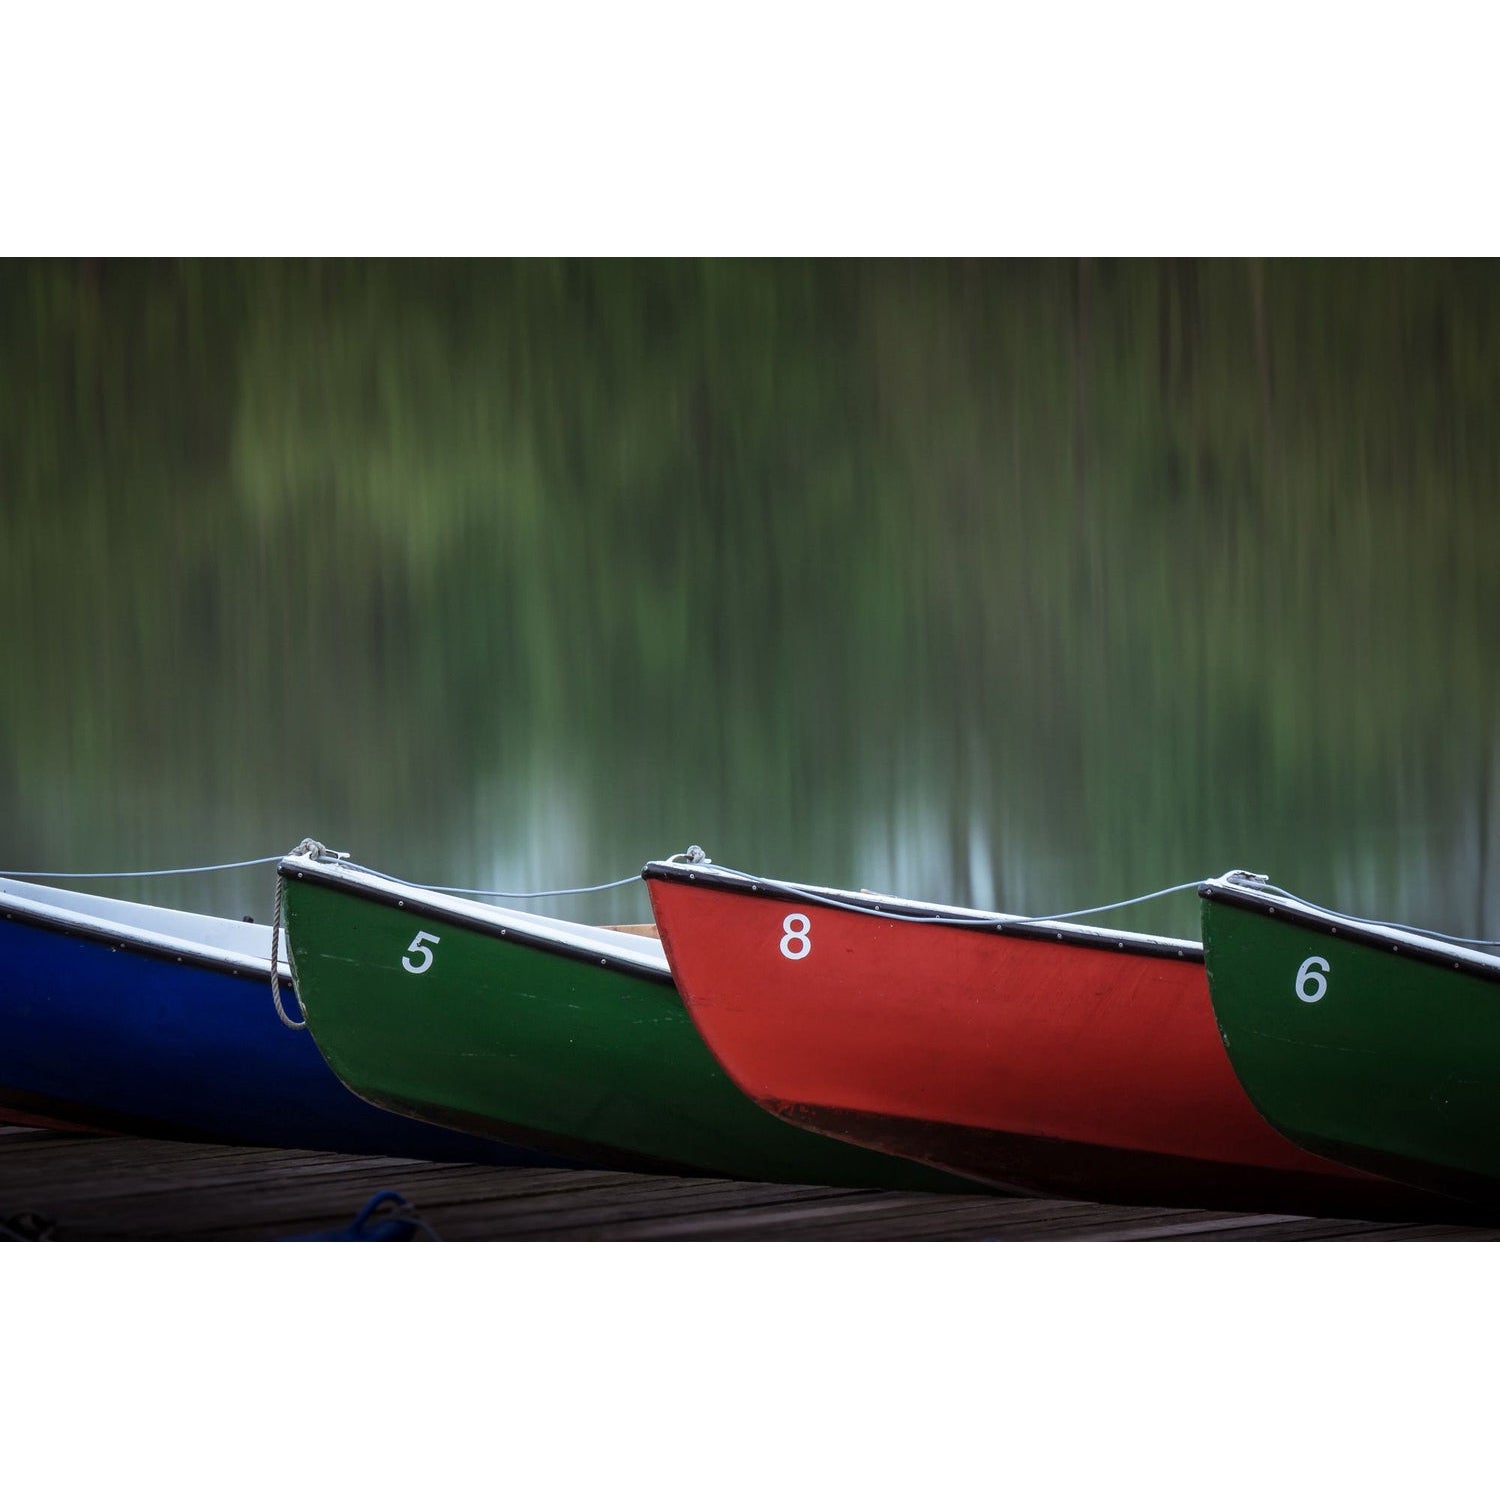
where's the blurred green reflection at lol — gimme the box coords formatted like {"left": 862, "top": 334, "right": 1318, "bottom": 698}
{"left": 1, "top": 259, "right": 1496, "bottom": 937}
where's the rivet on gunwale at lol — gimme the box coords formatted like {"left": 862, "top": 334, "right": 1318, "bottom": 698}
{"left": 398, "top": 900, "right": 404, "bottom": 908}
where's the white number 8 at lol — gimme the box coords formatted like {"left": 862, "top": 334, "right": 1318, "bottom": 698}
{"left": 1295, "top": 955, "right": 1329, "bottom": 1003}
{"left": 780, "top": 913, "right": 812, "bottom": 961}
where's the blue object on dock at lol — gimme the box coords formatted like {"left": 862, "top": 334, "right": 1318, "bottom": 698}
{"left": 0, "top": 876, "right": 575, "bottom": 1169}
{"left": 284, "top": 1190, "right": 436, "bottom": 1241}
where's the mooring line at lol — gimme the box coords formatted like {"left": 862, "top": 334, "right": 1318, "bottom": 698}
{"left": 0, "top": 854, "right": 286, "bottom": 880}
{"left": 1019, "top": 880, "right": 1206, "bottom": 925}
{"left": 1255, "top": 881, "right": 1500, "bottom": 949}
{"left": 12, "top": 842, "right": 1492, "bottom": 954}
{"left": 339, "top": 860, "right": 643, "bottom": 900}
{"left": 699, "top": 859, "right": 1204, "bottom": 933}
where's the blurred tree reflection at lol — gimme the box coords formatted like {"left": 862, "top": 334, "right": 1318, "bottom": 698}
{"left": 0, "top": 259, "right": 1494, "bottom": 931}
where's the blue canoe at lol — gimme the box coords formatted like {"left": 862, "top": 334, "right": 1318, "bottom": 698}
{"left": 0, "top": 875, "right": 574, "bottom": 1167}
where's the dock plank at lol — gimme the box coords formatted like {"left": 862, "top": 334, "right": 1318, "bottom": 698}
{"left": 2, "top": 1129, "right": 1496, "bottom": 1241}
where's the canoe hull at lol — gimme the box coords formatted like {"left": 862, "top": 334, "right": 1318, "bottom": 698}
{"left": 1201, "top": 880, "right": 1500, "bottom": 1206}
{"left": 766, "top": 1101, "right": 1413, "bottom": 1217}
{"left": 644, "top": 863, "right": 1470, "bottom": 1220}
{"left": 279, "top": 857, "right": 981, "bottom": 1192}
{"left": 0, "top": 897, "right": 569, "bottom": 1166}
{"left": 0, "top": 1097, "right": 114, "bottom": 1134}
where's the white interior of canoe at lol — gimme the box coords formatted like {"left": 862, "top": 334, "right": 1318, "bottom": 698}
{"left": 1, "top": 867, "right": 670, "bottom": 976}
{"left": 0, "top": 876, "right": 287, "bottom": 971}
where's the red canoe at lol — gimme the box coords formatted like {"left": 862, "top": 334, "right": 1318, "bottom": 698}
{"left": 642, "top": 857, "right": 1469, "bottom": 1220}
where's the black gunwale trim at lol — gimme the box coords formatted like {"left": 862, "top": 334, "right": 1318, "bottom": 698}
{"left": 283, "top": 859, "right": 674, "bottom": 987}
{"left": 0, "top": 896, "right": 285, "bottom": 985}
{"left": 1199, "top": 881, "right": 1500, "bottom": 986}
{"left": 642, "top": 861, "right": 1204, "bottom": 964}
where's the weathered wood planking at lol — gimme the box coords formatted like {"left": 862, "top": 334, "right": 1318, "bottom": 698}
{"left": 2, "top": 1127, "right": 1496, "bottom": 1241}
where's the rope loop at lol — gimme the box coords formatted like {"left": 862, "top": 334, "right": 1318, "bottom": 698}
{"left": 286, "top": 837, "right": 349, "bottom": 864}
{"left": 269, "top": 841, "right": 320, "bottom": 1031}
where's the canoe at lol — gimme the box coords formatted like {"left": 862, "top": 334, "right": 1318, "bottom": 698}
{"left": 642, "top": 856, "right": 1473, "bottom": 1220}
{"left": 0, "top": 874, "right": 573, "bottom": 1166}
{"left": 1200, "top": 872, "right": 1500, "bottom": 1207}
{"left": 277, "top": 849, "right": 982, "bottom": 1191}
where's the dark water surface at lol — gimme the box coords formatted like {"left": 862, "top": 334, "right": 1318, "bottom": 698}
{"left": 2, "top": 260, "right": 1496, "bottom": 938}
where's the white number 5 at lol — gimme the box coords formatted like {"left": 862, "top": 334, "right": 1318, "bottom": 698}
{"left": 1295, "top": 955, "right": 1329, "bottom": 1003}
{"left": 402, "top": 930, "right": 441, "bottom": 975}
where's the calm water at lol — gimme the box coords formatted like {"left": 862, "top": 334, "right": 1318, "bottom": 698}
{"left": 2, "top": 260, "right": 1496, "bottom": 939}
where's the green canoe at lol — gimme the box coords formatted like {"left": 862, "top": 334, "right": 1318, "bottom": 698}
{"left": 1200, "top": 873, "right": 1500, "bottom": 1207}
{"left": 277, "top": 849, "right": 981, "bottom": 1192}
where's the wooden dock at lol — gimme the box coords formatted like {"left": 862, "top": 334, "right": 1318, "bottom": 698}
{"left": 4, "top": 1125, "right": 1497, "bottom": 1240}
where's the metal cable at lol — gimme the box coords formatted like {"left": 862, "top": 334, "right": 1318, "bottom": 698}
{"left": 700, "top": 861, "right": 1203, "bottom": 932}
{"left": 339, "top": 861, "right": 641, "bottom": 900}
{"left": 0, "top": 854, "right": 285, "bottom": 879}
{"left": 1254, "top": 881, "right": 1500, "bottom": 949}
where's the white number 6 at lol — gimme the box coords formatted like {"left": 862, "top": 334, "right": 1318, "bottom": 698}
{"left": 1295, "top": 955, "right": 1329, "bottom": 1003}
{"left": 780, "top": 913, "right": 812, "bottom": 961}
{"left": 402, "top": 930, "right": 441, "bottom": 975}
